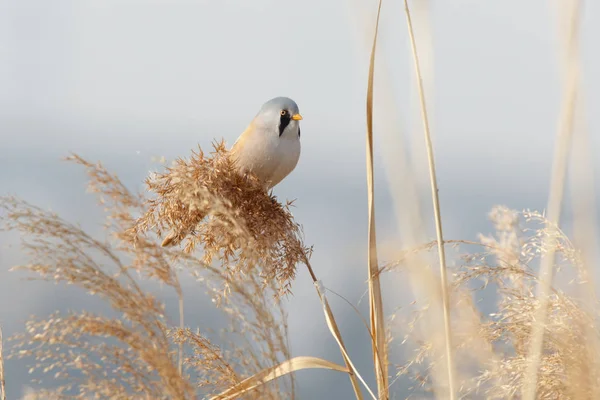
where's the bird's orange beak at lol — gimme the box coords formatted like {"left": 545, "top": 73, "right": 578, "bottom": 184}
{"left": 291, "top": 113, "right": 303, "bottom": 121}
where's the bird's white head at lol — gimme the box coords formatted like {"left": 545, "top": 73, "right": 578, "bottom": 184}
{"left": 253, "top": 97, "right": 303, "bottom": 139}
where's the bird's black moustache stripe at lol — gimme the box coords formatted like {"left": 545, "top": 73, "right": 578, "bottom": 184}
{"left": 279, "top": 113, "right": 291, "bottom": 136}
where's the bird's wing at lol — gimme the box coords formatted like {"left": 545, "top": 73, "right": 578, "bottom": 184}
{"left": 231, "top": 121, "right": 258, "bottom": 153}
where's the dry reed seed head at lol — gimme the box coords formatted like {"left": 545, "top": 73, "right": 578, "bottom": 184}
{"left": 391, "top": 206, "right": 600, "bottom": 399}
{"left": 0, "top": 197, "right": 170, "bottom": 325}
{"left": 9, "top": 313, "right": 193, "bottom": 399}
{"left": 131, "top": 140, "right": 306, "bottom": 297}
{"left": 168, "top": 328, "right": 239, "bottom": 392}
{"left": 60, "top": 155, "right": 185, "bottom": 293}
{"left": 0, "top": 197, "right": 193, "bottom": 398}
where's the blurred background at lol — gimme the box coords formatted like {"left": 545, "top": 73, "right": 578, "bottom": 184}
{"left": 1, "top": 0, "right": 599, "bottom": 398}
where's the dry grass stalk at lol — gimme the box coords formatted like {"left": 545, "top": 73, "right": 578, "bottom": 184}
{"left": 306, "top": 279, "right": 367, "bottom": 399}
{"left": 568, "top": 60, "right": 600, "bottom": 400}
{"left": 364, "top": 0, "right": 390, "bottom": 398}
{"left": 0, "top": 326, "right": 5, "bottom": 400}
{"left": 209, "top": 356, "right": 349, "bottom": 400}
{"left": 521, "top": 1, "right": 582, "bottom": 398}
{"left": 313, "top": 279, "right": 375, "bottom": 400}
{"left": 404, "top": 0, "right": 455, "bottom": 398}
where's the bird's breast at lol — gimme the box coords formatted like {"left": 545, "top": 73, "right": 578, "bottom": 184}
{"left": 233, "top": 132, "right": 300, "bottom": 189}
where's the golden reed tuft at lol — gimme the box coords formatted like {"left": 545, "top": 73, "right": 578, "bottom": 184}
{"left": 131, "top": 140, "right": 308, "bottom": 297}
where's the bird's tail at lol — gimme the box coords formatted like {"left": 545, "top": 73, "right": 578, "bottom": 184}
{"left": 161, "top": 229, "right": 182, "bottom": 247}
{"left": 161, "top": 213, "right": 206, "bottom": 247}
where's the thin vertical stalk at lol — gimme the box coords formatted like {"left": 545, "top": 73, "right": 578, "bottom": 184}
{"left": 178, "top": 291, "right": 184, "bottom": 375}
{"left": 521, "top": 1, "right": 581, "bottom": 398}
{"left": 404, "top": 1, "right": 455, "bottom": 399}
{"left": 569, "top": 99, "right": 599, "bottom": 399}
{"left": 0, "top": 327, "right": 6, "bottom": 400}
{"left": 565, "top": 3, "right": 597, "bottom": 397}
{"left": 365, "top": 0, "right": 390, "bottom": 398}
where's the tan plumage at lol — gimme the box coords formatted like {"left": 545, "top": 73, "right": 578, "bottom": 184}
{"left": 160, "top": 229, "right": 184, "bottom": 247}
{"left": 161, "top": 96, "right": 302, "bottom": 247}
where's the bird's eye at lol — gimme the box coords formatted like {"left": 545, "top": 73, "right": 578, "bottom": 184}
{"left": 280, "top": 110, "right": 287, "bottom": 116}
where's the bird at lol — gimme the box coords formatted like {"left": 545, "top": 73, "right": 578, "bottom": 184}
{"left": 230, "top": 96, "right": 303, "bottom": 190}
{"left": 161, "top": 96, "right": 303, "bottom": 247}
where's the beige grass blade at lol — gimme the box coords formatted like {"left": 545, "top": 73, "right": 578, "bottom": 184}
{"left": 318, "top": 294, "right": 366, "bottom": 399}
{"left": 404, "top": 1, "right": 455, "bottom": 399}
{"left": 568, "top": 66, "right": 599, "bottom": 400}
{"left": 209, "top": 356, "right": 348, "bottom": 400}
{"left": 364, "top": 0, "right": 389, "bottom": 398}
{"left": 560, "top": 2, "right": 598, "bottom": 398}
{"left": 314, "top": 282, "right": 377, "bottom": 400}
{"left": 568, "top": 95, "right": 599, "bottom": 399}
{"left": 521, "top": 1, "right": 581, "bottom": 398}
{"left": 302, "top": 259, "right": 365, "bottom": 399}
